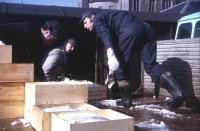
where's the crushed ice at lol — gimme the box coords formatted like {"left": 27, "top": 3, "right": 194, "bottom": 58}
{"left": 136, "top": 119, "right": 169, "bottom": 131}
{"left": 43, "top": 105, "right": 94, "bottom": 112}
{"left": 59, "top": 112, "right": 109, "bottom": 124}
{"left": 135, "top": 104, "right": 182, "bottom": 119}
{"left": 11, "top": 118, "right": 30, "bottom": 127}
{"left": 98, "top": 99, "right": 119, "bottom": 107}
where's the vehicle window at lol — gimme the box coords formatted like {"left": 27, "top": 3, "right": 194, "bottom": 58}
{"left": 177, "top": 23, "right": 192, "bottom": 39}
{"left": 194, "top": 21, "right": 200, "bottom": 38}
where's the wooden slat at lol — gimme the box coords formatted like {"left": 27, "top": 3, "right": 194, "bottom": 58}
{"left": 0, "top": 100, "right": 24, "bottom": 119}
{"left": 0, "top": 45, "right": 12, "bottom": 64}
{"left": 0, "top": 82, "right": 25, "bottom": 101}
{"left": 0, "top": 64, "right": 34, "bottom": 82}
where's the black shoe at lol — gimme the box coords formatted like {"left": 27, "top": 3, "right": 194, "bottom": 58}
{"left": 116, "top": 98, "right": 132, "bottom": 108}
{"left": 166, "top": 96, "right": 184, "bottom": 109}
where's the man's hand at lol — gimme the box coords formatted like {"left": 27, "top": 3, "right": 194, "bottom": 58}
{"left": 0, "top": 40, "right": 5, "bottom": 45}
{"left": 107, "top": 48, "right": 119, "bottom": 72}
{"left": 105, "top": 73, "right": 116, "bottom": 89}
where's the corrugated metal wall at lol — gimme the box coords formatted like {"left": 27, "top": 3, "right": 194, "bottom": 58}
{"left": 144, "top": 38, "right": 200, "bottom": 99}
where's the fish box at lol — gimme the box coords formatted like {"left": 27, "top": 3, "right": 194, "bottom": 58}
{"left": 31, "top": 103, "right": 100, "bottom": 131}
{"left": 51, "top": 109, "right": 134, "bottom": 131}
{"left": 24, "top": 82, "right": 88, "bottom": 121}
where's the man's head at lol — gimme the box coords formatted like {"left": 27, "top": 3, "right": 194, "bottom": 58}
{"left": 80, "top": 10, "right": 95, "bottom": 32}
{"left": 41, "top": 20, "right": 64, "bottom": 44}
{"left": 64, "top": 38, "right": 77, "bottom": 53}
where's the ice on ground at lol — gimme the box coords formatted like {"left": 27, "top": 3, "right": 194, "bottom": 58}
{"left": 98, "top": 99, "right": 119, "bottom": 107}
{"left": 135, "top": 104, "right": 182, "bottom": 119}
{"left": 136, "top": 119, "right": 169, "bottom": 131}
{"left": 11, "top": 118, "right": 30, "bottom": 127}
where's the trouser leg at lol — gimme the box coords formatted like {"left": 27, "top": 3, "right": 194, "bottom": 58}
{"left": 116, "top": 80, "right": 132, "bottom": 108}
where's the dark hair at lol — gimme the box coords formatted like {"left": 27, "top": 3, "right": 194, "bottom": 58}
{"left": 41, "top": 20, "right": 65, "bottom": 36}
{"left": 65, "top": 38, "right": 77, "bottom": 47}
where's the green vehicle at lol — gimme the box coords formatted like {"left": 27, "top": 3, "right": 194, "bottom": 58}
{"left": 175, "top": 11, "right": 200, "bottom": 39}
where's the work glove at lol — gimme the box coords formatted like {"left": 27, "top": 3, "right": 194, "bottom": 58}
{"left": 105, "top": 73, "right": 116, "bottom": 89}
{"left": 107, "top": 49, "right": 119, "bottom": 72}
{"left": 0, "top": 40, "right": 5, "bottom": 45}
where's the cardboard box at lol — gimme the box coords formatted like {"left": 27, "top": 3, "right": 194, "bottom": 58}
{"left": 0, "top": 64, "right": 34, "bottom": 82}
{"left": 24, "top": 82, "right": 88, "bottom": 121}
{"left": 0, "top": 45, "right": 12, "bottom": 63}
{"left": 31, "top": 103, "right": 100, "bottom": 131}
{"left": 51, "top": 109, "right": 134, "bottom": 131}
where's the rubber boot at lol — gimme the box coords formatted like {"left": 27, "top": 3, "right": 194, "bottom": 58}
{"left": 159, "top": 72, "right": 184, "bottom": 109}
{"left": 116, "top": 80, "right": 132, "bottom": 108}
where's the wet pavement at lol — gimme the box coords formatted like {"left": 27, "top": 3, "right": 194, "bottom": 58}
{"left": 90, "top": 97, "right": 200, "bottom": 131}
{"left": 0, "top": 97, "right": 199, "bottom": 131}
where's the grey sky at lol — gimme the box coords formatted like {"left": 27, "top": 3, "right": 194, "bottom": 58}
{"left": 0, "top": 0, "right": 78, "bottom": 7}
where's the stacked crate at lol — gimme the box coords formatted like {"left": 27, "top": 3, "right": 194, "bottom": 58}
{"left": 25, "top": 81, "right": 133, "bottom": 131}
{"left": 0, "top": 45, "right": 34, "bottom": 119}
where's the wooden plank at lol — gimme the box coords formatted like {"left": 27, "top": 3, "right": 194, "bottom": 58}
{"left": 51, "top": 109, "right": 134, "bottom": 131}
{"left": 31, "top": 104, "right": 99, "bottom": 131}
{"left": 0, "top": 64, "right": 34, "bottom": 82}
{"left": 24, "top": 82, "right": 88, "bottom": 121}
{"left": 88, "top": 83, "right": 107, "bottom": 101}
{"left": 0, "top": 100, "right": 24, "bottom": 119}
{"left": 0, "top": 45, "right": 12, "bottom": 64}
{"left": 0, "top": 82, "right": 25, "bottom": 101}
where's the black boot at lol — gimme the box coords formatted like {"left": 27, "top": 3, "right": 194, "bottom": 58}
{"left": 159, "top": 72, "right": 184, "bottom": 109}
{"left": 116, "top": 80, "right": 132, "bottom": 108}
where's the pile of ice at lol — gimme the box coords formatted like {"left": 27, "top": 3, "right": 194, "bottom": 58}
{"left": 135, "top": 119, "right": 169, "bottom": 131}
{"left": 58, "top": 112, "right": 109, "bottom": 124}
{"left": 98, "top": 99, "right": 119, "bottom": 107}
{"left": 11, "top": 118, "right": 30, "bottom": 127}
{"left": 135, "top": 104, "right": 182, "bottom": 119}
{"left": 43, "top": 105, "right": 93, "bottom": 112}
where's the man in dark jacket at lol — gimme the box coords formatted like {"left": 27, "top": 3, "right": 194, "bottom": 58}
{"left": 80, "top": 10, "right": 184, "bottom": 109}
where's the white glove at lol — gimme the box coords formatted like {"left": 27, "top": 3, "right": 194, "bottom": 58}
{"left": 107, "top": 48, "right": 119, "bottom": 71}
{"left": 0, "top": 40, "right": 5, "bottom": 45}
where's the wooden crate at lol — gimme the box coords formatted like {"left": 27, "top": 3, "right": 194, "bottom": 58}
{"left": 0, "top": 100, "right": 24, "bottom": 119}
{"left": 51, "top": 109, "right": 134, "bottom": 131}
{"left": 0, "top": 82, "right": 25, "bottom": 101}
{"left": 0, "top": 82, "right": 25, "bottom": 119}
{"left": 0, "top": 45, "right": 12, "bottom": 63}
{"left": 31, "top": 103, "right": 100, "bottom": 131}
{"left": 88, "top": 82, "right": 107, "bottom": 101}
{"left": 24, "top": 82, "right": 88, "bottom": 121}
{"left": 0, "top": 64, "right": 34, "bottom": 82}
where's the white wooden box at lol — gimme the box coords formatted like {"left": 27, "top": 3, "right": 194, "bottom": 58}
{"left": 24, "top": 82, "right": 88, "bottom": 121}
{"left": 31, "top": 103, "right": 100, "bottom": 131}
{"left": 51, "top": 109, "right": 134, "bottom": 131}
